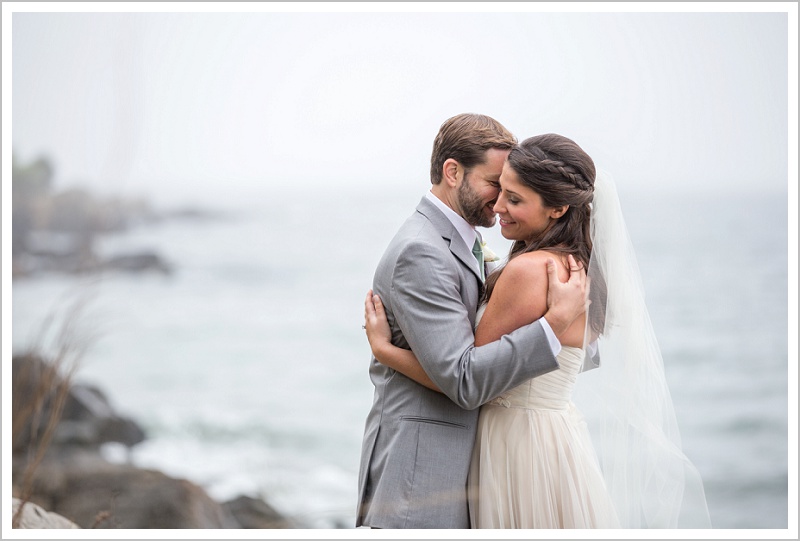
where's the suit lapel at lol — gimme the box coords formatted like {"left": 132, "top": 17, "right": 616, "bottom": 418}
{"left": 416, "top": 197, "right": 484, "bottom": 284}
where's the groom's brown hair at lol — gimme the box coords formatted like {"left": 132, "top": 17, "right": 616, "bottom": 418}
{"left": 429, "top": 113, "right": 517, "bottom": 185}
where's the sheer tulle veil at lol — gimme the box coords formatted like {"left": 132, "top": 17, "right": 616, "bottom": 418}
{"left": 575, "top": 170, "right": 712, "bottom": 528}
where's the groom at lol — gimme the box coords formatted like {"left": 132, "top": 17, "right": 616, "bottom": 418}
{"left": 356, "top": 113, "right": 588, "bottom": 528}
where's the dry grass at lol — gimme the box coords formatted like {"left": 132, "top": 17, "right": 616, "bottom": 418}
{"left": 11, "top": 290, "right": 99, "bottom": 528}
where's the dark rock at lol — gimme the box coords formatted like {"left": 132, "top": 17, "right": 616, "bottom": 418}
{"left": 158, "top": 206, "right": 229, "bottom": 221}
{"left": 16, "top": 449, "right": 240, "bottom": 529}
{"left": 100, "top": 252, "right": 172, "bottom": 275}
{"left": 12, "top": 355, "right": 146, "bottom": 453}
{"left": 57, "top": 383, "right": 146, "bottom": 447}
{"left": 223, "top": 495, "right": 300, "bottom": 529}
{"left": 96, "top": 416, "right": 147, "bottom": 448}
{"left": 11, "top": 353, "right": 297, "bottom": 529}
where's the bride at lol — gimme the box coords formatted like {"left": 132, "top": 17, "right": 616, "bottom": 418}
{"left": 364, "top": 133, "right": 711, "bottom": 528}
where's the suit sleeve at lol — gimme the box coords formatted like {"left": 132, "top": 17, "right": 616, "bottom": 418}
{"left": 390, "top": 240, "right": 559, "bottom": 410}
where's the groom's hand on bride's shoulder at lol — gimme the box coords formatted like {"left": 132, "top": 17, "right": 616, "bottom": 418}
{"left": 543, "top": 254, "right": 587, "bottom": 336}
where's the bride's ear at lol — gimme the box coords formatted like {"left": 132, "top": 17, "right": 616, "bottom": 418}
{"left": 550, "top": 205, "right": 569, "bottom": 219}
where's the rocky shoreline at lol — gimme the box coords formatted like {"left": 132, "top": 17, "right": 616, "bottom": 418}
{"left": 10, "top": 155, "right": 305, "bottom": 529}
{"left": 11, "top": 153, "right": 230, "bottom": 280}
{"left": 10, "top": 353, "right": 302, "bottom": 529}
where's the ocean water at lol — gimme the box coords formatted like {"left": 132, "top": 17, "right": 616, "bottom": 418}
{"left": 8, "top": 183, "right": 791, "bottom": 531}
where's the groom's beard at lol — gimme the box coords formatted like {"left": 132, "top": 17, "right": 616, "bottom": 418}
{"left": 458, "top": 175, "right": 496, "bottom": 228}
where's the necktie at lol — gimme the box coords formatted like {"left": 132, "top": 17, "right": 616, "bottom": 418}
{"left": 472, "top": 237, "right": 485, "bottom": 282}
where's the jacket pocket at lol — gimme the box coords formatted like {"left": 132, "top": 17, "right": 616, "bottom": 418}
{"left": 399, "top": 416, "right": 468, "bottom": 430}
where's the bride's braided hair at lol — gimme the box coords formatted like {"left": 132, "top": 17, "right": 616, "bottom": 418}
{"left": 484, "top": 134, "right": 604, "bottom": 333}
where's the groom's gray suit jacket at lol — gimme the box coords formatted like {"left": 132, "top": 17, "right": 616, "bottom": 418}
{"left": 356, "top": 196, "right": 561, "bottom": 529}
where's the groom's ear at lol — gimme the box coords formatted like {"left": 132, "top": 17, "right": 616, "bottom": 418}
{"left": 442, "top": 158, "right": 460, "bottom": 188}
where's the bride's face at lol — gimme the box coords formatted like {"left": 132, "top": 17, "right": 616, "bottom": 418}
{"left": 493, "top": 162, "right": 563, "bottom": 242}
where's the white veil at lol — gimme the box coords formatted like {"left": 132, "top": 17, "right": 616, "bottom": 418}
{"left": 575, "top": 170, "right": 712, "bottom": 528}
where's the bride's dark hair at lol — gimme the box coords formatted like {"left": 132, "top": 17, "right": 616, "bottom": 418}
{"left": 483, "top": 133, "right": 605, "bottom": 334}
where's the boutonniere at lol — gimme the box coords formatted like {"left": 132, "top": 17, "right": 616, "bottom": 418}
{"left": 481, "top": 242, "right": 500, "bottom": 263}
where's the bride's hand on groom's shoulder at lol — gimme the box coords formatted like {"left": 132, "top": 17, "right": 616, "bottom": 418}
{"left": 543, "top": 255, "right": 587, "bottom": 336}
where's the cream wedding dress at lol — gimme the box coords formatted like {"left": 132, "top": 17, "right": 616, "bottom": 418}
{"left": 465, "top": 171, "right": 712, "bottom": 529}
{"left": 467, "top": 308, "right": 620, "bottom": 529}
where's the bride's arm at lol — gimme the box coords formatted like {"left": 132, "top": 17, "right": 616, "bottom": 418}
{"left": 364, "top": 290, "right": 442, "bottom": 393}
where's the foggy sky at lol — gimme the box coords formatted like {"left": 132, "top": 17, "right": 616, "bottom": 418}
{"left": 5, "top": 3, "right": 794, "bottom": 206}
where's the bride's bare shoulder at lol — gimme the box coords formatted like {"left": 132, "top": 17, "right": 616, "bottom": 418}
{"left": 499, "top": 250, "right": 569, "bottom": 289}
{"left": 502, "top": 251, "right": 556, "bottom": 276}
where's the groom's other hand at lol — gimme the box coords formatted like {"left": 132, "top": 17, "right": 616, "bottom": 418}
{"left": 543, "top": 254, "right": 587, "bottom": 336}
